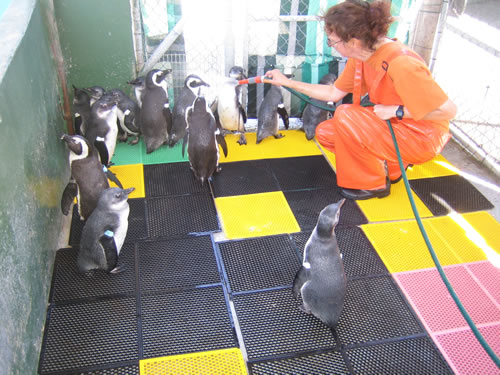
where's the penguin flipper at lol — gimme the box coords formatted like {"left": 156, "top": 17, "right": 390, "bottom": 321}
{"left": 102, "top": 165, "right": 123, "bottom": 189}
{"left": 277, "top": 105, "right": 290, "bottom": 130}
{"left": 164, "top": 105, "right": 173, "bottom": 138}
{"left": 74, "top": 115, "right": 82, "bottom": 136}
{"left": 216, "top": 130, "right": 228, "bottom": 158}
{"left": 292, "top": 266, "right": 310, "bottom": 299}
{"left": 94, "top": 139, "right": 110, "bottom": 167}
{"left": 61, "top": 181, "right": 78, "bottom": 215}
{"left": 238, "top": 102, "right": 247, "bottom": 124}
{"left": 181, "top": 133, "right": 188, "bottom": 158}
{"left": 99, "top": 230, "right": 119, "bottom": 273}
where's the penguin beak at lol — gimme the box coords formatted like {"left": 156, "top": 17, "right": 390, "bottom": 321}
{"left": 124, "top": 187, "right": 135, "bottom": 196}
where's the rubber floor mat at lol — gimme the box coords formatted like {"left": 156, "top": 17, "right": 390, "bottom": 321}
{"left": 356, "top": 181, "right": 433, "bottom": 222}
{"left": 345, "top": 336, "right": 452, "bottom": 374}
{"left": 142, "top": 142, "right": 188, "bottom": 165}
{"left": 144, "top": 162, "right": 211, "bottom": 197}
{"left": 284, "top": 188, "right": 367, "bottom": 230}
{"left": 249, "top": 350, "right": 349, "bottom": 375}
{"left": 409, "top": 174, "right": 494, "bottom": 215}
{"left": 140, "top": 286, "right": 236, "bottom": 359}
{"left": 108, "top": 163, "right": 145, "bottom": 198}
{"left": 362, "top": 215, "right": 491, "bottom": 273}
{"left": 336, "top": 276, "right": 423, "bottom": 347}
{"left": 49, "top": 243, "right": 136, "bottom": 303}
{"left": 211, "top": 160, "right": 280, "bottom": 198}
{"left": 111, "top": 141, "right": 142, "bottom": 166}
{"left": 215, "top": 191, "right": 300, "bottom": 239}
{"left": 231, "top": 288, "right": 337, "bottom": 360}
{"left": 138, "top": 235, "right": 220, "bottom": 292}
{"left": 405, "top": 154, "right": 458, "bottom": 180}
{"left": 267, "top": 155, "right": 337, "bottom": 191}
{"left": 147, "top": 193, "right": 219, "bottom": 238}
{"left": 140, "top": 348, "right": 247, "bottom": 375}
{"left": 218, "top": 234, "right": 301, "bottom": 293}
{"left": 39, "top": 296, "right": 139, "bottom": 374}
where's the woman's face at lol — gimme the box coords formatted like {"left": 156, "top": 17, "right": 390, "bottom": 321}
{"left": 326, "top": 31, "right": 354, "bottom": 58}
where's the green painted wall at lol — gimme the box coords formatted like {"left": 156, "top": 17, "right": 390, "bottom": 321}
{"left": 0, "top": 1, "right": 68, "bottom": 373}
{"left": 54, "top": 0, "right": 136, "bottom": 95}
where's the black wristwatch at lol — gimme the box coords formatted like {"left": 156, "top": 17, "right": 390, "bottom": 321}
{"left": 396, "top": 105, "right": 404, "bottom": 120}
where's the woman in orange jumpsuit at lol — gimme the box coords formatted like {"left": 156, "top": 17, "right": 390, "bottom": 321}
{"left": 265, "top": 0, "right": 457, "bottom": 200}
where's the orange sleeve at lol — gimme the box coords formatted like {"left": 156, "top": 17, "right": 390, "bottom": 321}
{"left": 389, "top": 56, "right": 449, "bottom": 121}
{"left": 334, "top": 58, "right": 355, "bottom": 93}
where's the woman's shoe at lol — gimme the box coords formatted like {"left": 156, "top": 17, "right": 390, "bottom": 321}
{"left": 340, "top": 180, "right": 390, "bottom": 200}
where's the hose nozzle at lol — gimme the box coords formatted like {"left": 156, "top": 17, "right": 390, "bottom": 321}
{"left": 238, "top": 76, "right": 267, "bottom": 85}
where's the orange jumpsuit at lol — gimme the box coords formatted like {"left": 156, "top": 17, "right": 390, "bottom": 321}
{"left": 316, "top": 40, "right": 451, "bottom": 190}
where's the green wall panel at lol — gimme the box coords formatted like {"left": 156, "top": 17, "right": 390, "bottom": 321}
{"left": 0, "top": 1, "right": 68, "bottom": 373}
{"left": 54, "top": 0, "right": 136, "bottom": 95}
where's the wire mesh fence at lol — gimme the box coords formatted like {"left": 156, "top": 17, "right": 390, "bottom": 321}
{"left": 432, "top": 0, "right": 500, "bottom": 175}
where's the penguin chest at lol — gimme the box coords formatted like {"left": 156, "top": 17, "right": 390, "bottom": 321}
{"left": 218, "top": 90, "right": 241, "bottom": 131}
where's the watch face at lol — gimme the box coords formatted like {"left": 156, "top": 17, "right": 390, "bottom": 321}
{"left": 396, "top": 106, "right": 404, "bottom": 119}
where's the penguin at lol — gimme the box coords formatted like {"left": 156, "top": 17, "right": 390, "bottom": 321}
{"left": 107, "top": 88, "right": 141, "bottom": 145}
{"left": 292, "top": 199, "right": 347, "bottom": 328}
{"left": 215, "top": 66, "right": 248, "bottom": 145}
{"left": 78, "top": 187, "right": 135, "bottom": 273}
{"left": 61, "top": 134, "right": 110, "bottom": 221}
{"left": 301, "top": 73, "right": 337, "bottom": 140}
{"left": 85, "top": 94, "right": 119, "bottom": 166}
{"left": 256, "top": 85, "right": 289, "bottom": 143}
{"left": 140, "top": 69, "right": 172, "bottom": 153}
{"left": 86, "top": 85, "right": 106, "bottom": 106}
{"left": 170, "top": 74, "right": 210, "bottom": 148}
{"left": 183, "top": 93, "right": 228, "bottom": 185}
{"left": 127, "top": 76, "right": 146, "bottom": 108}
{"left": 72, "top": 85, "right": 91, "bottom": 136}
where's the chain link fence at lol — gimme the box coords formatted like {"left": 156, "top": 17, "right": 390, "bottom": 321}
{"left": 432, "top": 0, "right": 500, "bottom": 176}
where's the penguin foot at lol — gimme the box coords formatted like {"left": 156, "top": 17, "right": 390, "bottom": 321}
{"left": 129, "top": 136, "right": 140, "bottom": 145}
{"left": 298, "top": 304, "right": 311, "bottom": 314}
{"left": 273, "top": 133, "right": 285, "bottom": 139}
{"left": 108, "top": 265, "right": 126, "bottom": 274}
{"left": 237, "top": 134, "right": 247, "bottom": 145}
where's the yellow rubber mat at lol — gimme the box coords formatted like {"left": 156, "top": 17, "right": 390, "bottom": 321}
{"left": 317, "top": 143, "right": 337, "bottom": 171}
{"left": 356, "top": 182, "right": 433, "bottom": 222}
{"left": 140, "top": 347, "right": 247, "bottom": 375}
{"left": 222, "top": 131, "right": 322, "bottom": 163}
{"left": 405, "top": 154, "right": 458, "bottom": 180}
{"left": 215, "top": 191, "right": 300, "bottom": 239}
{"left": 108, "top": 163, "right": 145, "bottom": 198}
{"left": 361, "top": 214, "right": 493, "bottom": 273}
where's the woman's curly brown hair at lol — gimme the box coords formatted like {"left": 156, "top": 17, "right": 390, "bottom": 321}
{"left": 321, "top": 0, "right": 393, "bottom": 51}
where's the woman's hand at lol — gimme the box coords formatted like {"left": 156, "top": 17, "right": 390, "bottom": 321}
{"left": 264, "top": 69, "right": 290, "bottom": 86}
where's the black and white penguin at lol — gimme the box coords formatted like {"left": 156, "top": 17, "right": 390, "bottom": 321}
{"left": 72, "top": 85, "right": 91, "bottom": 136}
{"left": 60, "top": 134, "right": 110, "bottom": 221}
{"left": 170, "top": 74, "right": 210, "bottom": 148}
{"left": 292, "top": 199, "right": 347, "bottom": 328}
{"left": 107, "top": 88, "right": 141, "bottom": 145}
{"left": 215, "top": 66, "right": 248, "bottom": 145}
{"left": 183, "top": 93, "right": 228, "bottom": 185}
{"left": 256, "top": 85, "right": 289, "bottom": 143}
{"left": 301, "top": 73, "right": 337, "bottom": 140}
{"left": 140, "top": 69, "right": 172, "bottom": 153}
{"left": 86, "top": 85, "right": 106, "bottom": 106}
{"left": 127, "top": 76, "right": 146, "bottom": 108}
{"left": 85, "top": 94, "right": 119, "bottom": 166}
{"left": 78, "top": 187, "right": 135, "bottom": 273}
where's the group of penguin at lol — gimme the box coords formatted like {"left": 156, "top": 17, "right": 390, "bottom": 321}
{"left": 60, "top": 66, "right": 347, "bottom": 329}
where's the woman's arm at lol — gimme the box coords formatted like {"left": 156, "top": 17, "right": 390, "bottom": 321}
{"left": 373, "top": 98, "right": 457, "bottom": 121}
{"left": 264, "top": 69, "right": 349, "bottom": 103}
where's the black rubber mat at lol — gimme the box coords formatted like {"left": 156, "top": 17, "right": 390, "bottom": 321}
{"left": 290, "top": 227, "right": 388, "bottom": 279}
{"left": 138, "top": 236, "right": 220, "bottom": 292}
{"left": 336, "top": 276, "right": 423, "bottom": 347}
{"left": 146, "top": 193, "right": 219, "bottom": 238}
{"left": 69, "top": 198, "right": 147, "bottom": 246}
{"left": 218, "top": 235, "right": 301, "bottom": 293}
{"left": 140, "top": 286, "right": 236, "bottom": 359}
{"left": 39, "top": 297, "right": 139, "bottom": 374}
{"left": 50, "top": 243, "right": 136, "bottom": 303}
{"left": 284, "top": 189, "right": 368, "bottom": 230}
{"left": 267, "top": 155, "right": 337, "bottom": 191}
{"left": 249, "top": 350, "right": 349, "bottom": 374}
{"left": 346, "top": 336, "right": 453, "bottom": 374}
{"left": 335, "top": 226, "right": 389, "bottom": 279}
{"left": 211, "top": 160, "right": 280, "bottom": 197}
{"left": 409, "top": 174, "right": 494, "bottom": 215}
{"left": 78, "top": 364, "right": 139, "bottom": 374}
{"left": 232, "top": 288, "right": 337, "bottom": 360}
{"left": 144, "top": 162, "right": 211, "bottom": 197}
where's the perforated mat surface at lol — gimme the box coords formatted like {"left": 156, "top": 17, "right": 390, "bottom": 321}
{"left": 40, "top": 133, "right": 499, "bottom": 373}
